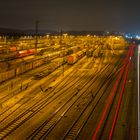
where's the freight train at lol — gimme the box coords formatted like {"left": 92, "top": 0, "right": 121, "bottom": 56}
{"left": 0, "top": 47, "right": 86, "bottom": 83}
{"left": 0, "top": 49, "right": 36, "bottom": 61}
{"left": 0, "top": 58, "right": 47, "bottom": 83}
{"left": 67, "top": 49, "right": 86, "bottom": 64}
{"left": 33, "top": 58, "right": 66, "bottom": 79}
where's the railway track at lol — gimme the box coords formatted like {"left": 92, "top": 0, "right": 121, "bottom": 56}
{"left": 0, "top": 56, "right": 96, "bottom": 139}
{"left": 0, "top": 54, "right": 68, "bottom": 90}
{"left": 24, "top": 58, "right": 122, "bottom": 139}
{"left": 0, "top": 57, "right": 88, "bottom": 112}
{"left": 0, "top": 57, "right": 108, "bottom": 139}
{"left": 91, "top": 45, "right": 135, "bottom": 140}
{"left": 61, "top": 58, "right": 122, "bottom": 140}
{"left": 0, "top": 51, "right": 125, "bottom": 140}
{"left": 0, "top": 60, "right": 86, "bottom": 122}
{"left": 0, "top": 70, "right": 96, "bottom": 139}
{"left": 0, "top": 64, "right": 67, "bottom": 114}
{"left": 1, "top": 56, "right": 86, "bottom": 109}
{"left": 37, "top": 58, "right": 122, "bottom": 140}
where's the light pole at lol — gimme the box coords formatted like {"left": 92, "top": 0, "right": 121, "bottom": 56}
{"left": 60, "top": 29, "right": 65, "bottom": 76}
{"left": 5, "top": 36, "right": 8, "bottom": 53}
{"left": 35, "top": 20, "right": 39, "bottom": 56}
{"left": 62, "top": 47, "right": 65, "bottom": 76}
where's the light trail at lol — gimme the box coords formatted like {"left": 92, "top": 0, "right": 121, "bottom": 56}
{"left": 92, "top": 66, "right": 125, "bottom": 140}
{"left": 109, "top": 60, "right": 130, "bottom": 140}
{"left": 108, "top": 45, "right": 134, "bottom": 140}
{"left": 92, "top": 45, "right": 132, "bottom": 140}
{"left": 138, "top": 45, "right": 140, "bottom": 140}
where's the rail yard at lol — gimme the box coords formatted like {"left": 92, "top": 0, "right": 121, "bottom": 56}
{"left": 0, "top": 35, "right": 138, "bottom": 140}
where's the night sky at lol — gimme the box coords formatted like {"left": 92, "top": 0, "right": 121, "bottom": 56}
{"left": 0, "top": 0, "right": 140, "bottom": 33}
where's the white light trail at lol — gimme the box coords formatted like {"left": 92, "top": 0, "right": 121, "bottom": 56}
{"left": 138, "top": 45, "right": 140, "bottom": 140}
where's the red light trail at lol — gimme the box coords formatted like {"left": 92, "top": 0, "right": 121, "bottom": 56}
{"left": 92, "top": 44, "right": 135, "bottom": 140}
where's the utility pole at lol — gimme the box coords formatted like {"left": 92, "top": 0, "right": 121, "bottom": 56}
{"left": 35, "top": 20, "right": 39, "bottom": 55}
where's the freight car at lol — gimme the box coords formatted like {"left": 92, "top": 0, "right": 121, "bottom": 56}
{"left": 33, "top": 58, "right": 66, "bottom": 79}
{"left": 0, "top": 69, "right": 15, "bottom": 83}
{"left": 32, "top": 58, "right": 45, "bottom": 68}
{"left": 0, "top": 52, "right": 17, "bottom": 61}
{"left": 67, "top": 54, "right": 77, "bottom": 64}
{"left": 67, "top": 50, "right": 85, "bottom": 64}
{"left": 16, "top": 62, "right": 33, "bottom": 75}
{"left": 0, "top": 49, "right": 36, "bottom": 61}
{"left": 16, "top": 49, "right": 36, "bottom": 58}
{"left": 93, "top": 48, "right": 100, "bottom": 58}
{"left": 86, "top": 49, "right": 93, "bottom": 57}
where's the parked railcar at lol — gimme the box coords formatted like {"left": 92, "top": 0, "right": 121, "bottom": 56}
{"left": 77, "top": 51, "right": 84, "bottom": 59}
{"left": 0, "top": 52, "right": 17, "bottom": 61}
{"left": 67, "top": 54, "right": 78, "bottom": 64}
{"left": 9, "top": 47, "right": 17, "bottom": 52}
{"left": 16, "top": 50, "right": 28, "bottom": 58}
{"left": 93, "top": 48, "right": 100, "bottom": 58}
{"left": 32, "top": 58, "right": 45, "bottom": 68}
{"left": 0, "top": 69, "right": 15, "bottom": 83}
{"left": 67, "top": 50, "right": 86, "bottom": 65}
{"left": 27, "top": 49, "right": 36, "bottom": 55}
{"left": 86, "top": 49, "right": 93, "bottom": 57}
{"left": 16, "top": 49, "right": 36, "bottom": 58}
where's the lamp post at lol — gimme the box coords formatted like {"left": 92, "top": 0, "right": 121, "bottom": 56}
{"left": 35, "top": 20, "right": 39, "bottom": 56}
{"left": 60, "top": 29, "right": 65, "bottom": 76}
{"left": 5, "top": 36, "right": 8, "bottom": 53}
{"left": 62, "top": 47, "right": 65, "bottom": 76}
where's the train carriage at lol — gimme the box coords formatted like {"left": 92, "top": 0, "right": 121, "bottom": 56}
{"left": 0, "top": 69, "right": 15, "bottom": 83}
{"left": 32, "top": 58, "right": 45, "bottom": 68}
{"left": 67, "top": 54, "right": 78, "bottom": 64}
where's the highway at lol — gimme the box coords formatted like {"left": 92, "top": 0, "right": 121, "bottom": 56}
{"left": 0, "top": 36, "right": 138, "bottom": 140}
